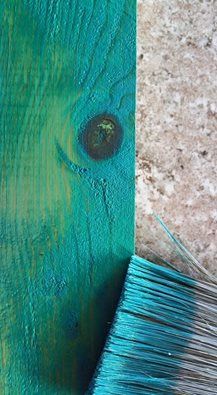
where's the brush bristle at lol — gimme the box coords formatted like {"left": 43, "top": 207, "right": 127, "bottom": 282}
{"left": 88, "top": 255, "right": 217, "bottom": 394}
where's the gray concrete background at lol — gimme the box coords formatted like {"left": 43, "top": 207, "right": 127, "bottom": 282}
{"left": 136, "top": 0, "right": 217, "bottom": 275}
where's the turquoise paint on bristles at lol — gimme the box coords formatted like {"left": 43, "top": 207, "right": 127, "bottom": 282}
{"left": 88, "top": 254, "right": 217, "bottom": 394}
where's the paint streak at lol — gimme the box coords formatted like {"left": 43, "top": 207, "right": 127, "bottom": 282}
{"left": 0, "top": 1, "right": 136, "bottom": 394}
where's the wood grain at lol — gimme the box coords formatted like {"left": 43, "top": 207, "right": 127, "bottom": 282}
{"left": 0, "top": 1, "right": 136, "bottom": 393}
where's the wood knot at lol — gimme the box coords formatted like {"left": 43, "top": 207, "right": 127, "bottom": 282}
{"left": 79, "top": 114, "right": 123, "bottom": 160}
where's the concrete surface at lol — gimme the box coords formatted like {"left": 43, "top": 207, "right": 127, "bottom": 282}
{"left": 136, "top": 0, "right": 217, "bottom": 275}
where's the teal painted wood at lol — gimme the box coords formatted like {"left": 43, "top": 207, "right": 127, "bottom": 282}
{"left": 0, "top": 1, "right": 136, "bottom": 394}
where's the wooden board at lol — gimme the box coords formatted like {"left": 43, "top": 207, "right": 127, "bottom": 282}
{"left": 0, "top": 1, "right": 136, "bottom": 393}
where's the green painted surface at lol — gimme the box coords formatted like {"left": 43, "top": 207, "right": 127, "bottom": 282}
{"left": 0, "top": 1, "right": 136, "bottom": 394}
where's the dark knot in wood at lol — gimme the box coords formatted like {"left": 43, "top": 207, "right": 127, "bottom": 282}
{"left": 80, "top": 114, "right": 123, "bottom": 160}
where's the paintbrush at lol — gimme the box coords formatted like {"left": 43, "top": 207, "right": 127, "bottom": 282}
{"left": 87, "top": 222, "right": 217, "bottom": 394}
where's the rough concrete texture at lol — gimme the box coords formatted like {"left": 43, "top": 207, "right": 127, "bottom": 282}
{"left": 136, "top": 0, "right": 217, "bottom": 275}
